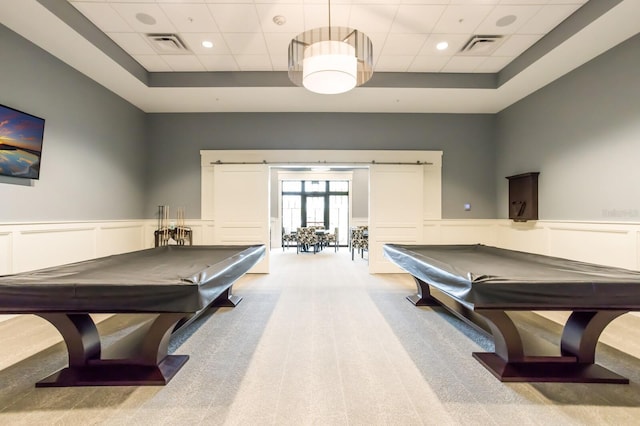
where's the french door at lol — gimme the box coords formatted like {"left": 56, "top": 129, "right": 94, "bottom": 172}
{"left": 305, "top": 196, "right": 325, "bottom": 228}
{"left": 282, "top": 180, "right": 349, "bottom": 245}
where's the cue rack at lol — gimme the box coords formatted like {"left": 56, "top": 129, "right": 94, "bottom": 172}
{"left": 155, "top": 205, "right": 192, "bottom": 247}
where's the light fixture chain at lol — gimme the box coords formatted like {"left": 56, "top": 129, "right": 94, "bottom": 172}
{"left": 328, "top": 0, "right": 331, "bottom": 39}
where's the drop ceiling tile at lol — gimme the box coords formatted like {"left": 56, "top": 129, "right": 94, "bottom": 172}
{"left": 207, "top": 4, "right": 262, "bottom": 33}
{"left": 475, "top": 5, "right": 542, "bottom": 35}
{"left": 304, "top": 4, "right": 351, "bottom": 29}
{"left": 161, "top": 54, "right": 206, "bottom": 71}
{"left": 408, "top": 56, "right": 450, "bottom": 72}
{"left": 380, "top": 34, "right": 428, "bottom": 56}
{"left": 235, "top": 55, "right": 273, "bottom": 71}
{"left": 302, "top": 0, "right": 351, "bottom": 4}
{"left": 223, "top": 33, "right": 269, "bottom": 55}
{"left": 475, "top": 55, "right": 512, "bottom": 72}
{"left": 180, "top": 33, "right": 230, "bottom": 55}
{"left": 518, "top": 4, "right": 580, "bottom": 34}
{"left": 198, "top": 55, "right": 239, "bottom": 71}
{"left": 451, "top": 0, "right": 499, "bottom": 4}
{"left": 375, "top": 55, "right": 414, "bottom": 72}
{"left": 391, "top": 5, "right": 447, "bottom": 34}
{"left": 366, "top": 33, "right": 390, "bottom": 61}
{"left": 352, "top": 0, "right": 401, "bottom": 5}
{"left": 110, "top": 3, "right": 178, "bottom": 33}
{"left": 107, "top": 32, "right": 155, "bottom": 55}
{"left": 159, "top": 4, "right": 220, "bottom": 33}
{"left": 497, "top": 0, "right": 548, "bottom": 4}
{"left": 156, "top": 0, "right": 206, "bottom": 3}
{"left": 441, "top": 56, "right": 486, "bottom": 72}
{"left": 400, "top": 0, "right": 448, "bottom": 4}
{"left": 256, "top": 4, "right": 305, "bottom": 34}
{"left": 419, "top": 33, "right": 471, "bottom": 55}
{"left": 70, "top": 2, "right": 133, "bottom": 32}
{"left": 547, "top": 0, "right": 588, "bottom": 4}
{"left": 100, "top": 0, "right": 155, "bottom": 3}
{"left": 349, "top": 5, "right": 398, "bottom": 34}
{"left": 433, "top": 5, "right": 494, "bottom": 33}
{"left": 263, "top": 32, "right": 298, "bottom": 57}
{"left": 133, "top": 55, "right": 172, "bottom": 72}
{"left": 204, "top": 0, "right": 258, "bottom": 3}
{"left": 254, "top": 0, "right": 303, "bottom": 3}
{"left": 492, "top": 34, "right": 540, "bottom": 56}
{"left": 270, "top": 55, "right": 289, "bottom": 71}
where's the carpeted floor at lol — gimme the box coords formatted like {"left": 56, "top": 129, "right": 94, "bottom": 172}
{"left": 1, "top": 248, "right": 640, "bottom": 425}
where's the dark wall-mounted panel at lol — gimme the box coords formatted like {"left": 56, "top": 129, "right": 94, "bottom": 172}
{"left": 506, "top": 172, "right": 539, "bottom": 222}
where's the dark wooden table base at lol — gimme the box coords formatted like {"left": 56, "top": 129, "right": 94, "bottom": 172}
{"left": 36, "top": 355, "right": 189, "bottom": 387}
{"left": 408, "top": 276, "right": 630, "bottom": 384}
{"left": 35, "top": 312, "right": 187, "bottom": 387}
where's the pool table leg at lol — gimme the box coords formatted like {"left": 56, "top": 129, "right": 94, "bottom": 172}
{"left": 211, "top": 286, "right": 243, "bottom": 307}
{"left": 407, "top": 277, "right": 439, "bottom": 306}
{"left": 35, "top": 312, "right": 188, "bottom": 387}
{"left": 560, "top": 310, "right": 627, "bottom": 363}
{"left": 472, "top": 309, "right": 629, "bottom": 383}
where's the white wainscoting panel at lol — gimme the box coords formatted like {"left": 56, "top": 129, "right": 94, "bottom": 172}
{"left": 438, "top": 221, "right": 499, "bottom": 246}
{"left": 496, "top": 221, "right": 548, "bottom": 255}
{"left": 547, "top": 225, "right": 637, "bottom": 270}
{"left": 423, "top": 219, "right": 640, "bottom": 271}
{"left": 0, "top": 231, "right": 11, "bottom": 276}
{"left": 0, "top": 221, "right": 148, "bottom": 275}
{"left": 199, "top": 221, "right": 216, "bottom": 245}
{"left": 97, "top": 223, "right": 145, "bottom": 258}
{"left": 14, "top": 226, "right": 97, "bottom": 273}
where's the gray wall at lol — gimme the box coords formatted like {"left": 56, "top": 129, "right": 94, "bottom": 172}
{"left": 0, "top": 25, "right": 147, "bottom": 222}
{"left": 352, "top": 169, "right": 369, "bottom": 218}
{"left": 495, "top": 33, "right": 640, "bottom": 221}
{"left": 146, "top": 113, "right": 497, "bottom": 219}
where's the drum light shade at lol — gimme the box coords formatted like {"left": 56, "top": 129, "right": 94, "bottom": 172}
{"left": 303, "top": 41, "right": 357, "bottom": 94}
{"left": 289, "top": 26, "right": 373, "bottom": 95}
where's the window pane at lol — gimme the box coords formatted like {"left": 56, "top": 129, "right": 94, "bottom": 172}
{"left": 304, "top": 180, "right": 325, "bottom": 192}
{"left": 282, "top": 181, "right": 302, "bottom": 192}
{"left": 329, "top": 195, "right": 349, "bottom": 245}
{"left": 306, "top": 196, "right": 325, "bottom": 227}
{"left": 282, "top": 195, "right": 301, "bottom": 233}
{"left": 329, "top": 181, "right": 348, "bottom": 192}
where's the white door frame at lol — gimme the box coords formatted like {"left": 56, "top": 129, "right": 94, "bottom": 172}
{"left": 201, "top": 150, "right": 442, "bottom": 273}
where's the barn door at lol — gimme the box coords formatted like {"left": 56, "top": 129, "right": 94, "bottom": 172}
{"left": 369, "top": 164, "right": 423, "bottom": 273}
{"left": 213, "top": 164, "right": 270, "bottom": 273}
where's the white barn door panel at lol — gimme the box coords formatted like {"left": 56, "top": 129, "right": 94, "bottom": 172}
{"left": 213, "top": 164, "right": 270, "bottom": 273}
{"left": 369, "top": 164, "right": 424, "bottom": 273}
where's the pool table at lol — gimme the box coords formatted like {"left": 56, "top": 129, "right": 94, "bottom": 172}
{"left": 0, "top": 244, "right": 265, "bottom": 387}
{"left": 384, "top": 243, "right": 640, "bottom": 383}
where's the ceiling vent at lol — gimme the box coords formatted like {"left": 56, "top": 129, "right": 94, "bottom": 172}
{"left": 146, "top": 34, "right": 190, "bottom": 54}
{"left": 459, "top": 35, "right": 504, "bottom": 55}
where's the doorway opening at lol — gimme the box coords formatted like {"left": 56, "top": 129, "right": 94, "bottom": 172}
{"left": 282, "top": 179, "right": 350, "bottom": 246}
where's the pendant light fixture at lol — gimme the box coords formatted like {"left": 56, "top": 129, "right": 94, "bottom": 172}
{"left": 288, "top": 0, "right": 373, "bottom": 95}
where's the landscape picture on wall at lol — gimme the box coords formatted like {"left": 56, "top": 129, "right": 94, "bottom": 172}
{"left": 0, "top": 103, "right": 45, "bottom": 179}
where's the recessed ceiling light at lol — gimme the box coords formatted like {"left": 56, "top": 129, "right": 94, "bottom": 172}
{"left": 135, "top": 12, "right": 156, "bottom": 26}
{"left": 496, "top": 14, "right": 517, "bottom": 27}
{"left": 202, "top": 40, "right": 214, "bottom": 49}
{"left": 436, "top": 41, "right": 449, "bottom": 51}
